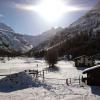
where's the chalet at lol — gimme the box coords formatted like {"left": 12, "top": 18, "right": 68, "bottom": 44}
{"left": 82, "top": 65, "right": 100, "bottom": 85}
{"left": 73, "top": 55, "right": 94, "bottom": 67}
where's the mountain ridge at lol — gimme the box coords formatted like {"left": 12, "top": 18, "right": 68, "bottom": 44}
{"left": 0, "top": 23, "right": 33, "bottom": 55}
{"left": 33, "top": 1, "right": 100, "bottom": 56}
{"left": 0, "top": 22, "right": 63, "bottom": 56}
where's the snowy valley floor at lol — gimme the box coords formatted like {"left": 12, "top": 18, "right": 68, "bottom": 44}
{"left": 0, "top": 57, "right": 100, "bottom": 100}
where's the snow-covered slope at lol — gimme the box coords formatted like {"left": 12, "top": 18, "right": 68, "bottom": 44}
{"left": 0, "top": 23, "right": 33, "bottom": 54}
{"left": 40, "top": 1, "right": 100, "bottom": 49}
{"left": 23, "top": 27, "right": 63, "bottom": 47}
{"left": 0, "top": 23, "right": 14, "bottom": 32}
{"left": 0, "top": 22, "right": 63, "bottom": 55}
{"left": 68, "top": 2, "right": 100, "bottom": 35}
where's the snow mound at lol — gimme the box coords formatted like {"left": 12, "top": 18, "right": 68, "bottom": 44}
{"left": 0, "top": 72, "right": 33, "bottom": 92}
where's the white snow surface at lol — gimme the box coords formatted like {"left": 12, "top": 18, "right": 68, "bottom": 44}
{"left": 0, "top": 57, "right": 100, "bottom": 100}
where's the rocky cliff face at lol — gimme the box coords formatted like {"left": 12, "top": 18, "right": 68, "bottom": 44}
{"left": 0, "top": 23, "right": 33, "bottom": 55}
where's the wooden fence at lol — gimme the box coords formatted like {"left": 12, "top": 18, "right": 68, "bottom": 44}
{"left": 25, "top": 69, "right": 83, "bottom": 86}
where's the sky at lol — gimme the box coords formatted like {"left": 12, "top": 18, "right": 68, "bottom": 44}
{"left": 0, "top": 0, "right": 99, "bottom": 35}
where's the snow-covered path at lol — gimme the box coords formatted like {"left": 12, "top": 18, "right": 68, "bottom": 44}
{"left": 0, "top": 57, "right": 99, "bottom": 100}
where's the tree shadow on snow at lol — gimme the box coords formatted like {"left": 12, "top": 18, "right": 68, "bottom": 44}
{"left": 76, "top": 67, "right": 88, "bottom": 71}
{"left": 0, "top": 72, "right": 53, "bottom": 93}
{"left": 45, "top": 65, "right": 60, "bottom": 72}
{"left": 24, "top": 61, "right": 32, "bottom": 64}
{"left": 91, "top": 86, "right": 100, "bottom": 96}
{"left": 31, "top": 80, "right": 53, "bottom": 91}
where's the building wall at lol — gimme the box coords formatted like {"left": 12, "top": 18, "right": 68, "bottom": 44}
{"left": 87, "top": 70, "right": 100, "bottom": 85}
{"left": 75, "top": 56, "right": 94, "bottom": 67}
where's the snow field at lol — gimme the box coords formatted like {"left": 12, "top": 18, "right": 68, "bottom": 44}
{"left": 0, "top": 57, "right": 99, "bottom": 100}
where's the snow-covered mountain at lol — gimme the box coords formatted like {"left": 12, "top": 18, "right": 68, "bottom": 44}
{"left": 23, "top": 27, "right": 63, "bottom": 47}
{"left": 41, "top": 1, "right": 100, "bottom": 49}
{"left": 32, "top": 2, "right": 100, "bottom": 52}
{"left": 1, "top": 1, "right": 100, "bottom": 55}
{"left": 0, "top": 23, "right": 14, "bottom": 32}
{"left": 0, "top": 23, "right": 33, "bottom": 55}
{"left": 0, "top": 22, "right": 63, "bottom": 55}
{"left": 68, "top": 2, "right": 100, "bottom": 36}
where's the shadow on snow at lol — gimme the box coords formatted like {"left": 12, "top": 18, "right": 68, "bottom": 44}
{"left": 91, "top": 86, "right": 100, "bottom": 96}
{"left": 45, "top": 65, "right": 60, "bottom": 72}
{"left": 0, "top": 72, "right": 52, "bottom": 93}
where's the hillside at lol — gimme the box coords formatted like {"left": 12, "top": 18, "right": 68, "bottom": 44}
{"left": 35, "top": 1, "right": 100, "bottom": 57}
{"left": 0, "top": 23, "right": 33, "bottom": 56}
{"left": 23, "top": 27, "right": 63, "bottom": 47}
{"left": 0, "top": 22, "right": 64, "bottom": 56}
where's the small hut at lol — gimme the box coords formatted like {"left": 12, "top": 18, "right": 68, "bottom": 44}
{"left": 82, "top": 65, "right": 100, "bottom": 85}
{"left": 73, "top": 55, "right": 94, "bottom": 67}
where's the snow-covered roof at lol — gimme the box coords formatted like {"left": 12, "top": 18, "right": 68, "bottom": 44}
{"left": 83, "top": 65, "right": 100, "bottom": 74}
{"left": 0, "top": 70, "right": 25, "bottom": 76}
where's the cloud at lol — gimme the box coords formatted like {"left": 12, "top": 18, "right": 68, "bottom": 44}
{"left": 13, "top": 0, "right": 91, "bottom": 13}
{"left": 14, "top": 3, "right": 34, "bottom": 11}
{"left": 10, "top": 0, "right": 39, "bottom": 9}
{"left": 10, "top": 1, "right": 35, "bottom": 11}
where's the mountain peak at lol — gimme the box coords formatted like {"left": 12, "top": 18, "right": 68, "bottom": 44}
{"left": 0, "top": 22, "right": 14, "bottom": 32}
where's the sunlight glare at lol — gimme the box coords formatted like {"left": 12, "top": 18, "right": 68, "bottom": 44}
{"left": 33, "top": 0, "right": 67, "bottom": 22}
{"left": 16, "top": 0, "right": 80, "bottom": 22}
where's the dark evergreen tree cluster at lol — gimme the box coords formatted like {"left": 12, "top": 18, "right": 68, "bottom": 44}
{"left": 46, "top": 31, "right": 100, "bottom": 59}
{"left": 45, "top": 49, "right": 58, "bottom": 67}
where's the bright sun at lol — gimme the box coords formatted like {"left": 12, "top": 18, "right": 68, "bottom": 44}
{"left": 33, "top": 0, "right": 68, "bottom": 22}
{"left": 16, "top": 0, "right": 80, "bottom": 22}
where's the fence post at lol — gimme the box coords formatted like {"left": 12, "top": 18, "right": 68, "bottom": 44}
{"left": 46, "top": 69, "right": 48, "bottom": 74}
{"left": 43, "top": 70, "right": 45, "bottom": 82}
{"left": 66, "top": 79, "right": 69, "bottom": 86}
{"left": 70, "top": 78, "right": 71, "bottom": 85}
{"left": 79, "top": 76, "right": 81, "bottom": 85}
{"left": 40, "top": 71, "right": 41, "bottom": 75}
{"left": 36, "top": 70, "right": 38, "bottom": 78}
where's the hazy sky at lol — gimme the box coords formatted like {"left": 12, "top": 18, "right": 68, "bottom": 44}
{"left": 0, "top": 0, "right": 99, "bottom": 35}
